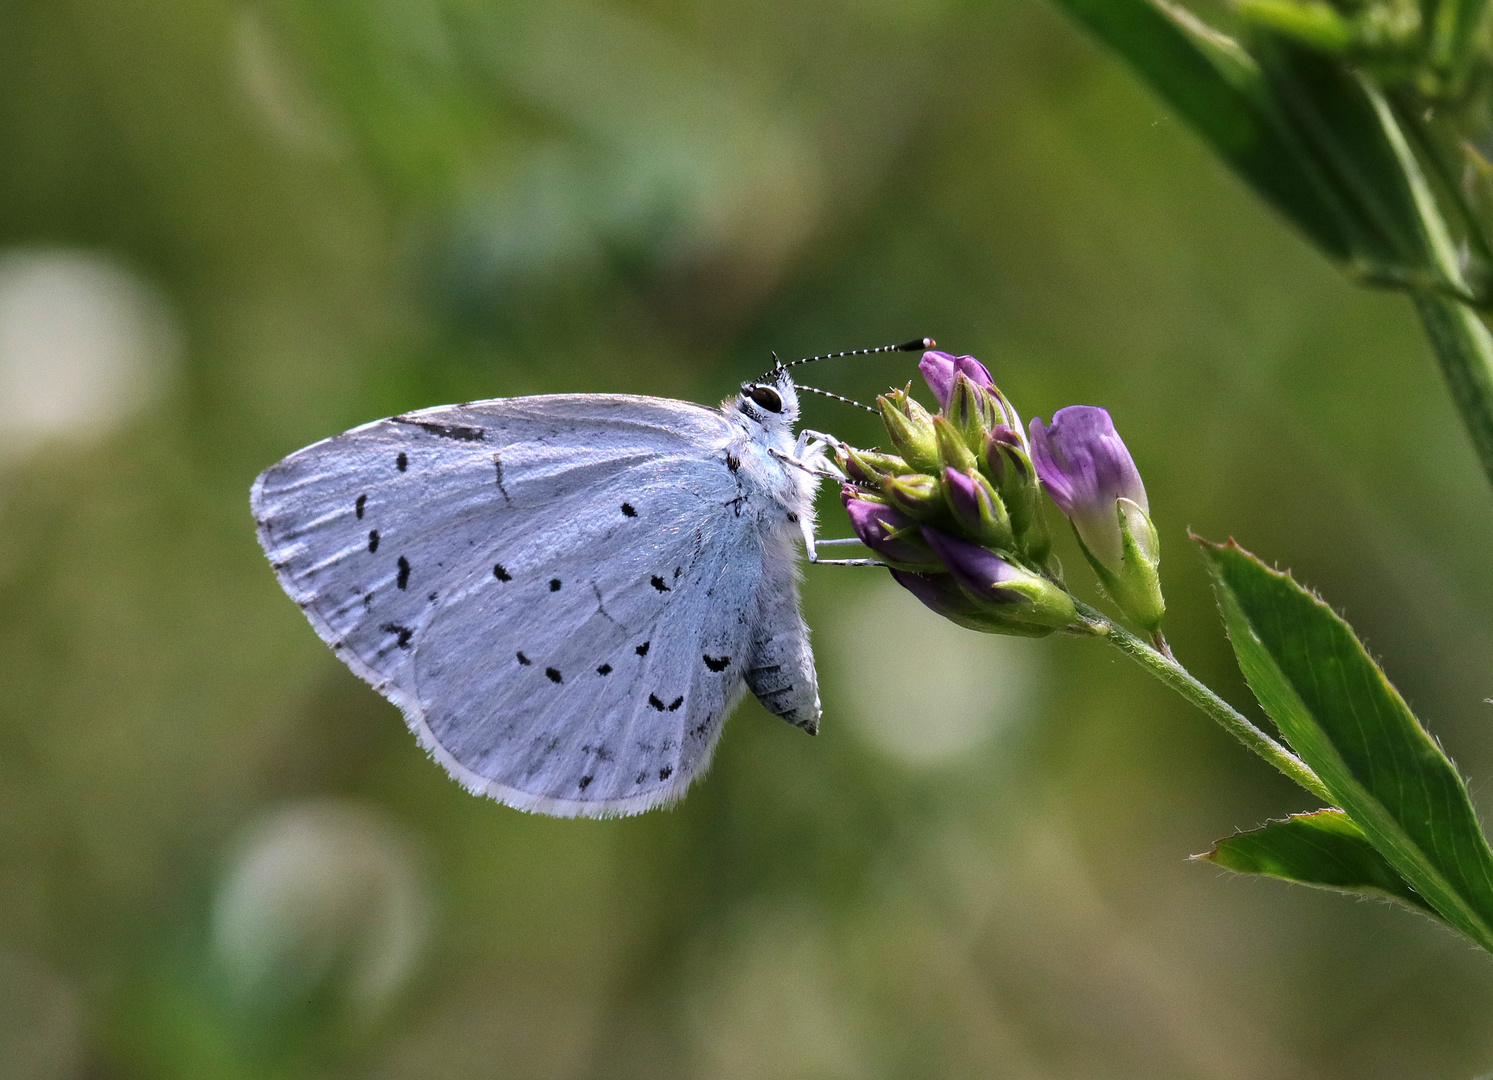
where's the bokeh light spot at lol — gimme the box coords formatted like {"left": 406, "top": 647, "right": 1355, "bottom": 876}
{"left": 826, "top": 574, "right": 1043, "bottom": 768}
{"left": 0, "top": 249, "right": 179, "bottom": 461}
{"left": 211, "top": 799, "right": 432, "bottom": 1021}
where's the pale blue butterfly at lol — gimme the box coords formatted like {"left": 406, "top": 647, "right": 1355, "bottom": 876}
{"left": 250, "top": 341, "right": 929, "bottom": 817}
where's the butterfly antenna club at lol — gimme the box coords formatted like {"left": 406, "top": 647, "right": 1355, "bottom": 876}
{"left": 781, "top": 337, "right": 934, "bottom": 370}
{"left": 756, "top": 338, "right": 934, "bottom": 383}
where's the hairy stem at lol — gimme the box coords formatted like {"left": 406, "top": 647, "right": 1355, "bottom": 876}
{"left": 1075, "top": 602, "right": 1335, "bottom": 804}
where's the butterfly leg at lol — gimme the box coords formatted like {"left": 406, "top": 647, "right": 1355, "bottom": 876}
{"left": 801, "top": 523, "right": 885, "bottom": 569}
{"left": 768, "top": 447, "right": 844, "bottom": 484}
{"left": 795, "top": 428, "right": 848, "bottom": 476}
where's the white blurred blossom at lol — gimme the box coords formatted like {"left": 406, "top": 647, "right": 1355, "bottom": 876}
{"left": 827, "top": 575, "right": 1043, "bottom": 768}
{"left": 211, "top": 800, "right": 432, "bottom": 1020}
{"left": 0, "top": 249, "right": 179, "bottom": 462}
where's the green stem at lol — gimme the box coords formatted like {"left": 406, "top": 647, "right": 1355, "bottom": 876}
{"left": 1363, "top": 85, "right": 1493, "bottom": 492}
{"left": 1414, "top": 294, "right": 1493, "bottom": 491}
{"left": 1074, "top": 602, "right": 1335, "bottom": 804}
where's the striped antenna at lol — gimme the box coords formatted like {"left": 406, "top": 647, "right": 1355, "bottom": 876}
{"left": 793, "top": 382, "right": 877, "bottom": 413}
{"left": 778, "top": 337, "right": 935, "bottom": 371}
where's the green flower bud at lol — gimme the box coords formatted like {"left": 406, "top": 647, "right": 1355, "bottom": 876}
{"left": 933, "top": 415, "right": 979, "bottom": 473}
{"left": 837, "top": 446, "right": 911, "bottom": 486}
{"left": 1114, "top": 497, "right": 1165, "bottom": 630}
{"left": 943, "top": 468, "right": 1013, "bottom": 549}
{"left": 878, "top": 389, "right": 942, "bottom": 474}
{"left": 1021, "top": 499, "right": 1053, "bottom": 565}
{"left": 946, "top": 372, "right": 999, "bottom": 453}
{"left": 882, "top": 472, "right": 944, "bottom": 521}
{"left": 983, "top": 429, "right": 1041, "bottom": 541}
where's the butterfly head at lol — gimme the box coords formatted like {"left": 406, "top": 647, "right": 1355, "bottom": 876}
{"left": 735, "top": 370, "right": 800, "bottom": 430}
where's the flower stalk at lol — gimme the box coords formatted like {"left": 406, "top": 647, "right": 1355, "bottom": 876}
{"left": 1076, "top": 600, "right": 1335, "bottom": 804}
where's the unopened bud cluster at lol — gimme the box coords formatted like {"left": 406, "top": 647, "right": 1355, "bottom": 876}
{"left": 837, "top": 350, "right": 1166, "bottom": 636}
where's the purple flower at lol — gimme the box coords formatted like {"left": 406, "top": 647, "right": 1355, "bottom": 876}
{"left": 919, "top": 527, "right": 1025, "bottom": 604}
{"left": 888, "top": 569, "right": 988, "bottom": 626}
{"left": 1028, "top": 406, "right": 1147, "bottom": 570}
{"left": 943, "top": 467, "right": 1011, "bottom": 547}
{"left": 841, "top": 487, "right": 939, "bottom": 568}
{"left": 919, "top": 350, "right": 995, "bottom": 412}
{"left": 888, "top": 527, "right": 1078, "bottom": 634}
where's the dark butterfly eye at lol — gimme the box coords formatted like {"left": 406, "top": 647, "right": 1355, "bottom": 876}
{"left": 747, "top": 384, "right": 783, "bottom": 413}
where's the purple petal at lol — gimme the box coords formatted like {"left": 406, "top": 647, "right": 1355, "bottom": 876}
{"left": 918, "top": 351, "right": 996, "bottom": 412}
{"left": 842, "top": 488, "right": 932, "bottom": 565}
{"left": 918, "top": 351, "right": 958, "bottom": 411}
{"left": 1028, "top": 406, "right": 1146, "bottom": 568}
{"left": 944, "top": 468, "right": 980, "bottom": 524}
{"left": 954, "top": 355, "right": 994, "bottom": 394}
{"left": 888, "top": 569, "right": 982, "bottom": 621}
{"left": 919, "top": 527, "right": 1023, "bottom": 604}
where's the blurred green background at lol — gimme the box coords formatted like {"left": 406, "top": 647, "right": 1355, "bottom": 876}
{"left": 4, "top": 0, "right": 1493, "bottom": 1077}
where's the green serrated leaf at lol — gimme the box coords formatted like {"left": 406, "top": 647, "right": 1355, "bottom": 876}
{"left": 1198, "top": 808, "right": 1436, "bottom": 915}
{"left": 1199, "top": 537, "right": 1493, "bottom": 951}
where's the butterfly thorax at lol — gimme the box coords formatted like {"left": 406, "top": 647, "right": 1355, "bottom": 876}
{"left": 721, "top": 371, "right": 818, "bottom": 538}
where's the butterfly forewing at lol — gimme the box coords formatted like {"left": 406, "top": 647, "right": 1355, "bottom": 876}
{"left": 252, "top": 393, "right": 797, "bottom": 816}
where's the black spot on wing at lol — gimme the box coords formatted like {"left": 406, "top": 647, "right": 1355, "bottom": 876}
{"left": 355, "top": 494, "right": 366, "bottom": 519}
{"left": 517, "top": 651, "right": 531, "bottom": 665}
{"left": 667, "top": 696, "right": 683, "bottom": 711}
{"left": 636, "top": 641, "right": 650, "bottom": 656}
{"left": 396, "top": 556, "right": 410, "bottom": 590}
{"left": 493, "top": 563, "right": 511, "bottom": 581}
{"left": 621, "top": 502, "right": 637, "bottom": 517}
{"left": 578, "top": 775, "right": 593, "bottom": 791}
{"left": 658, "top": 765, "right": 673, "bottom": 780}
{"left": 549, "top": 578, "right": 562, "bottom": 592}
{"left": 703, "top": 654, "right": 730, "bottom": 672}
{"left": 650, "top": 575, "right": 670, "bottom": 592}
{"left": 395, "top": 418, "right": 485, "bottom": 441}
{"left": 396, "top": 452, "right": 408, "bottom": 472}
{"left": 493, "top": 453, "right": 511, "bottom": 503}
{"left": 368, "top": 530, "right": 380, "bottom": 553}
{"left": 597, "top": 663, "right": 612, "bottom": 675}
{"left": 381, "top": 623, "right": 413, "bottom": 648}
{"left": 648, "top": 694, "right": 666, "bottom": 711}
{"left": 546, "top": 667, "right": 563, "bottom": 683}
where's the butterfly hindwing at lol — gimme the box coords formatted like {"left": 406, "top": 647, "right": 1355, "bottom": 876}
{"left": 743, "top": 528, "right": 821, "bottom": 734}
